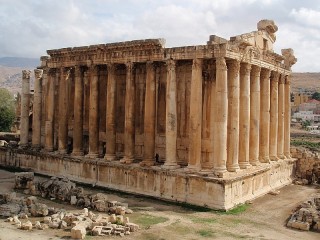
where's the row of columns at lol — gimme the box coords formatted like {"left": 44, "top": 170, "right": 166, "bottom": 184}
{"left": 21, "top": 57, "right": 292, "bottom": 176}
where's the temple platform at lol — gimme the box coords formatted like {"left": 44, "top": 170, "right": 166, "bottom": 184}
{"left": 0, "top": 147, "right": 296, "bottom": 210}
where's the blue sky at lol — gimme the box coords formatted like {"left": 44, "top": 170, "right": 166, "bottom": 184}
{"left": 0, "top": 0, "right": 319, "bottom": 72}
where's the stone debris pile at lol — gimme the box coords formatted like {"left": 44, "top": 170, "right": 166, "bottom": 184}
{"left": 0, "top": 172, "right": 140, "bottom": 238}
{"left": 4, "top": 207, "right": 139, "bottom": 239}
{"left": 291, "top": 147, "right": 320, "bottom": 185}
{"left": 287, "top": 196, "right": 320, "bottom": 232}
{"left": 14, "top": 173, "right": 134, "bottom": 214}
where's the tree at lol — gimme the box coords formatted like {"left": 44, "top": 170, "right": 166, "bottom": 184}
{"left": 311, "top": 92, "right": 320, "bottom": 101}
{"left": 0, "top": 88, "right": 15, "bottom": 132}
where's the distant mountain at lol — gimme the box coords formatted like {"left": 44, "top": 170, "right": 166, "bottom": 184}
{"left": 0, "top": 57, "right": 39, "bottom": 68}
{"left": 291, "top": 72, "right": 320, "bottom": 92}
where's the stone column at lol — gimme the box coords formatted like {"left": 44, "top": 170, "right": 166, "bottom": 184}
{"left": 269, "top": 71, "right": 279, "bottom": 161}
{"left": 32, "top": 69, "right": 43, "bottom": 149}
{"left": 213, "top": 57, "right": 228, "bottom": 176}
{"left": 58, "top": 68, "right": 70, "bottom": 154}
{"left": 45, "top": 69, "right": 55, "bottom": 151}
{"left": 278, "top": 75, "right": 285, "bottom": 159}
{"left": 249, "top": 66, "right": 261, "bottom": 166}
{"left": 239, "top": 63, "right": 251, "bottom": 169}
{"left": 164, "top": 59, "right": 179, "bottom": 168}
{"left": 259, "top": 68, "right": 271, "bottom": 163}
{"left": 104, "top": 64, "right": 117, "bottom": 161}
{"left": 20, "top": 70, "right": 31, "bottom": 147}
{"left": 284, "top": 75, "right": 291, "bottom": 158}
{"left": 72, "top": 66, "right": 84, "bottom": 156}
{"left": 141, "top": 61, "right": 156, "bottom": 166}
{"left": 187, "top": 58, "right": 203, "bottom": 171}
{"left": 227, "top": 60, "right": 240, "bottom": 172}
{"left": 86, "top": 65, "right": 100, "bottom": 158}
{"left": 121, "top": 62, "right": 135, "bottom": 164}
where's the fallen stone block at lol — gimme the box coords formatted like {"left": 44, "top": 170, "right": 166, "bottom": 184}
{"left": 34, "top": 221, "right": 41, "bottom": 229}
{"left": 29, "top": 203, "right": 49, "bottom": 217}
{"left": 70, "top": 196, "right": 77, "bottom": 205}
{"left": 43, "top": 216, "right": 52, "bottom": 224}
{"left": 20, "top": 220, "right": 33, "bottom": 230}
{"left": 15, "top": 172, "right": 34, "bottom": 189}
{"left": 291, "top": 221, "right": 310, "bottom": 231}
{"left": 71, "top": 224, "right": 87, "bottom": 239}
{"left": 126, "top": 223, "right": 139, "bottom": 232}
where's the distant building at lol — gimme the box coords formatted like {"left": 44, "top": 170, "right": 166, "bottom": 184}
{"left": 299, "top": 99, "right": 320, "bottom": 112}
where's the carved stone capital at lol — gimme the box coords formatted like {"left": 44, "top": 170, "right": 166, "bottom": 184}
{"left": 285, "top": 75, "right": 291, "bottom": 85}
{"left": 270, "top": 71, "right": 280, "bottom": 82}
{"left": 166, "top": 59, "right": 176, "bottom": 72}
{"left": 240, "top": 63, "right": 251, "bottom": 76}
{"left": 281, "top": 48, "right": 297, "bottom": 69}
{"left": 146, "top": 61, "right": 155, "bottom": 72}
{"left": 251, "top": 65, "right": 261, "bottom": 77}
{"left": 22, "top": 70, "right": 31, "bottom": 79}
{"left": 227, "top": 60, "right": 240, "bottom": 76}
{"left": 34, "top": 69, "right": 43, "bottom": 80}
{"left": 216, "top": 57, "right": 227, "bottom": 71}
{"left": 260, "top": 68, "right": 271, "bottom": 80}
{"left": 192, "top": 58, "right": 203, "bottom": 70}
{"left": 74, "top": 66, "right": 82, "bottom": 78}
{"left": 107, "top": 63, "right": 116, "bottom": 74}
{"left": 89, "top": 65, "right": 99, "bottom": 76}
{"left": 125, "top": 61, "right": 134, "bottom": 72}
{"left": 279, "top": 74, "right": 285, "bottom": 84}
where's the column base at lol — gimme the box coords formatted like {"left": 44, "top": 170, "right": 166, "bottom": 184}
{"left": 120, "top": 156, "right": 134, "bottom": 164}
{"left": 104, "top": 154, "right": 116, "bottom": 161}
{"left": 259, "top": 156, "right": 270, "bottom": 163}
{"left": 19, "top": 144, "right": 29, "bottom": 149}
{"left": 162, "top": 163, "right": 180, "bottom": 169}
{"left": 31, "top": 145, "right": 41, "bottom": 151}
{"left": 239, "top": 162, "right": 251, "bottom": 169}
{"left": 85, "top": 153, "right": 99, "bottom": 159}
{"left": 278, "top": 154, "right": 285, "bottom": 159}
{"left": 227, "top": 164, "right": 240, "bottom": 172}
{"left": 140, "top": 159, "right": 155, "bottom": 167}
{"left": 284, "top": 153, "right": 291, "bottom": 159}
{"left": 186, "top": 164, "right": 201, "bottom": 173}
{"left": 213, "top": 167, "right": 227, "bottom": 178}
{"left": 58, "top": 149, "right": 67, "bottom": 155}
{"left": 249, "top": 159, "right": 260, "bottom": 166}
{"left": 270, "top": 155, "right": 279, "bottom": 161}
{"left": 71, "top": 150, "right": 84, "bottom": 156}
{"left": 45, "top": 147, "right": 54, "bottom": 152}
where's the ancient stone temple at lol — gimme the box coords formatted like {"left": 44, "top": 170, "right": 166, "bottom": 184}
{"left": 1, "top": 20, "right": 297, "bottom": 210}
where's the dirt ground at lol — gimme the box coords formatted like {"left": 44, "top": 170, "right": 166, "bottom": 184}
{"left": 0, "top": 168, "right": 319, "bottom": 240}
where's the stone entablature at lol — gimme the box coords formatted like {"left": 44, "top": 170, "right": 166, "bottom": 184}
{"left": 20, "top": 19, "right": 296, "bottom": 180}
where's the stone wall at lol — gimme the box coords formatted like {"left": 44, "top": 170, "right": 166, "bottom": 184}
{"left": 291, "top": 147, "right": 320, "bottom": 183}
{"left": 0, "top": 147, "right": 296, "bottom": 210}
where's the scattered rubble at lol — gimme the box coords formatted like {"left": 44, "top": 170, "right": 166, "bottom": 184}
{"left": 0, "top": 172, "right": 139, "bottom": 239}
{"left": 287, "top": 196, "right": 320, "bottom": 232}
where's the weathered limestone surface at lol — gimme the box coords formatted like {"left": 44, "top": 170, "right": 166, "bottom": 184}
{"left": 32, "top": 69, "right": 43, "bottom": 149}
{"left": 20, "top": 70, "right": 31, "bottom": 147}
{"left": 16, "top": 19, "right": 297, "bottom": 210}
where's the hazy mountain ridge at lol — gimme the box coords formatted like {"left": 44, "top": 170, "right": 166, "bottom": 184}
{"left": 0, "top": 57, "right": 39, "bottom": 68}
{"left": 0, "top": 57, "right": 319, "bottom": 94}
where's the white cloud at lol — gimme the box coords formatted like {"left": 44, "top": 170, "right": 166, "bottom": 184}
{"left": 0, "top": 0, "right": 319, "bottom": 71}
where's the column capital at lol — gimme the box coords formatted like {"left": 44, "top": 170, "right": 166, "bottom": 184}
{"left": 227, "top": 59, "right": 240, "bottom": 74}
{"left": 107, "top": 63, "right": 116, "bottom": 73}
{"left": 34, "top": 69, "right": 43, "bottom": 80}
{"left": 74, "top": 65, "right": 82, "bottom": 77}
{"left": 216, "top": 57, "right": 227, "bottom": 70}
{"left": 279, "top": 74, "right": 285, "bottom": 84}
{"left": 260, "top": 68, "right": 271, "bottom": 79}
{"left": 270, "top": 71, "right": 280, "bottom": 82}
{"left": 192, "top": 58, "right": 203, "bottom": 70}
{"left": 240, "top": 63, "right": 251, "bottom": 76}
{"left": 251, "top": 65, "right": 261, "bottom": 77}
{"left": 125, "top": 61, "right": 134, "bottom": 71}
{"left": 22, "top": 70, "right": 31, "bottom": 79}
{"left": 146, "top": 61, "right": 155, "bottom": 71}
{"left": 166, "top": 59, "right": 176, "bottom": 71}
{"left": 285, "top": 75, "right": 291, "bottom": 85}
